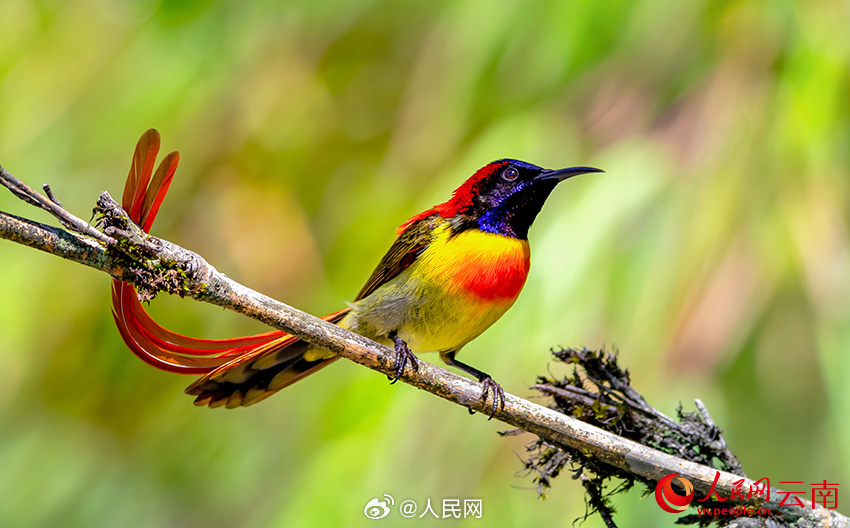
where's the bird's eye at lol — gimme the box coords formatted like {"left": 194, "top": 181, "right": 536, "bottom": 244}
{"left": 502, "top": 167, "right": 519, "bottom": 181}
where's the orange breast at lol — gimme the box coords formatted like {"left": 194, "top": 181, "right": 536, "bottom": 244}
{"left": 422, "top": 225, "right": 531, "bottom": 302}
{"left": 452, "top": 245, "right": 530, "bottom": 300}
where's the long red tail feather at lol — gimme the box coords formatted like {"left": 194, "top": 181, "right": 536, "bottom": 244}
{"left": 111, "top": 130, "right": 290, "bottom": 374}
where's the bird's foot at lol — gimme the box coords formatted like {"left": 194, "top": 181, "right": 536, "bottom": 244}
{"left": 389, "top": 334, "right": 419, "bottom": 384}
{"left": 467, "top": 377, "right": 505, "bottom": 420}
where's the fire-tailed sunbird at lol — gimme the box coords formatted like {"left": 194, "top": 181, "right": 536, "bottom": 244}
{"left": 112, "top": 130, "right": 601, "bottom": 415}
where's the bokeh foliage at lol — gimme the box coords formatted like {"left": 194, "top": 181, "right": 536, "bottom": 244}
{"left": 1, "top": 0, "right": 848, "bottom": 526}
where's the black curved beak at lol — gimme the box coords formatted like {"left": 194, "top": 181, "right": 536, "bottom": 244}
{"left": 534, "top": 166, "right": 604, "bottom": 182}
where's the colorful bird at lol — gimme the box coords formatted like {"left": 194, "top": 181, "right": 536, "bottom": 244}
{"left": 112, "top": 130, "right": 601, "bottom": 415}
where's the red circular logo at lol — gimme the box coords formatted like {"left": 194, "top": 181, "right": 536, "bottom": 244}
{"left": 655, "top": 474, "right": 695, "bottom": 513}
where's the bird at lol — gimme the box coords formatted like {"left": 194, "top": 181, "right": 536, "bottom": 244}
{"left": 112, "top": 129, "right": 601, "bottom": 416}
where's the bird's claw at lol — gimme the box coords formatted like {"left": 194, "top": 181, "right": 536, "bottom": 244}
{"left": 389, "top": 335, "right": 419, "bottom": 384}
{"left": 468, "top": 377, "right": 505, "bottom": 420}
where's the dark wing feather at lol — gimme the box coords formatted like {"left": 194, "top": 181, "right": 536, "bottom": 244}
{"left": 354, "top": 214, "right": 440, "bottom": 301}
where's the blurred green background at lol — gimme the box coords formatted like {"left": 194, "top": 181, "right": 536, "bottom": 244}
{"left": 1, "top": 0, "right": 848, "bottom": 526}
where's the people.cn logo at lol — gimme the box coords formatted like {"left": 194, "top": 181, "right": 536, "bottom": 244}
{"left": 655, "top": 474, "right": 695, "bottom": 513}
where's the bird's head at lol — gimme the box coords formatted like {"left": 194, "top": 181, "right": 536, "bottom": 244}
{"left": 422, "top": 159, "right": 602, "bottom": 239}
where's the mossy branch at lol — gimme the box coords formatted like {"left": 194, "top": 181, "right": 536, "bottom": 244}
{"left": 0, "top": 165, "right": 846, "bottom": 528}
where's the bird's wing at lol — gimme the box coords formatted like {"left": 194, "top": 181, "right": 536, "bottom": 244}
{"left": 354, "top": 214, "right": 440, "bottom": 301}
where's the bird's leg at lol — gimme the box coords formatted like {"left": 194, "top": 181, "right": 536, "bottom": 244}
{"left": 440, "top": 351, "right": 505, "bottom": 419}
{"left": 388, "top": 333, "right": 419, "bottom": 384}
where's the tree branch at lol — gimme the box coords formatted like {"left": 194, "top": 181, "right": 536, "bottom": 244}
{"left": 0, "top": 164, "right": 845, "bottom": 527}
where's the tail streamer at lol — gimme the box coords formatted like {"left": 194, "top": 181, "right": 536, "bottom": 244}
{"left": 111, "top": 130, "right": 288, "bottom": 374}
